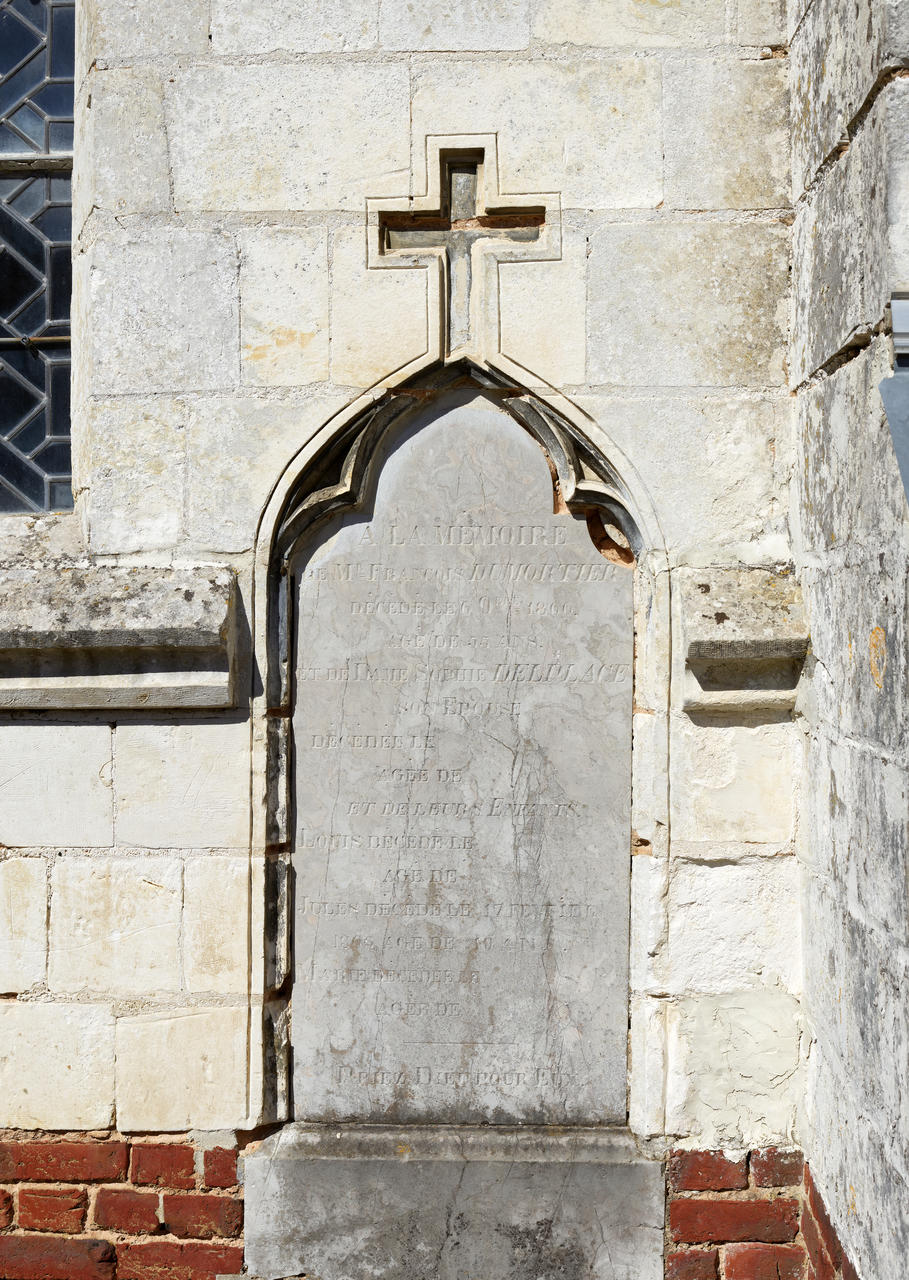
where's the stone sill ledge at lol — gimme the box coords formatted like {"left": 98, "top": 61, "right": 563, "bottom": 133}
{"left": 0, "top": 566, "right": 237, "bottom": 710}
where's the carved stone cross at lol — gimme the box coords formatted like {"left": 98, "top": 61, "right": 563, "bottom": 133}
{"left": 377, "top": 153, "right": 546, "bottom": 359}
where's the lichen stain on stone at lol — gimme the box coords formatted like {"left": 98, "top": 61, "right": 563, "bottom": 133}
{"left": 869, "top": 626, "right": 887, "bottom": 689}
{"left": 496, "top": 1220, "right": 586, "bottom": 1280}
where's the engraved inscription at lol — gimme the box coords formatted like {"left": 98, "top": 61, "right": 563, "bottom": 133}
{"left": 292, "top": 401, "right": 633, "bottom": 1125}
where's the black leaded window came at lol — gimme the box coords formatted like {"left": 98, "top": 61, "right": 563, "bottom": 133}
{"left": 0, "top": 0, "right": 74, "bottom": 512}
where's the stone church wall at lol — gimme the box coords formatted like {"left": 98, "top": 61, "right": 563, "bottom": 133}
{"left": 790, "top": 1, "right": 909, "bottom": 1277}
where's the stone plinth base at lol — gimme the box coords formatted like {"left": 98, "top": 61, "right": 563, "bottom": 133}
{"left": 243, "top": 1124, "right": 663, "bottom": 1280}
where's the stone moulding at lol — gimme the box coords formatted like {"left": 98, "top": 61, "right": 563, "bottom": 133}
{"left": 679, "top": 567, "right": 810, "bottom": 713}
{"left": 0, "top": 565, "right": 238, "bottom": 709}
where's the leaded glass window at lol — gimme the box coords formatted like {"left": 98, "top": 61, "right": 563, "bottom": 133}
{"left": 0, "top": 0, "right": 73, "bottom": 512}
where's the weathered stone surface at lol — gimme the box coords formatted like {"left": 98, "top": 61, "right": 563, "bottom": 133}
{"left": 665, "top": 991, "right": 801, "bottom": 1145}
{"left": 244, "top": 1126, "right": 664, "bottom": 1280}
{"left": 499, "top": 224, "right": 586, "bottom": 384}
{"left": 0, "top": 566, "right": 234, "bottom": 651}
{"left": 74, "top": 69, "right": 169, "bottom": 234}
{"left": 48, "top": 857, "right": 182, "bottom": 994}
{"left": 116, "top": 1007, "right": 248, "bottom": 1131}
{"left": 791, "top": 0, "right": 909, "bottom": 192}
{"left": 411, "top": 60, "right": 662, "bottom": 209}
{"left": 671, "top": 719, "right": 796, "bottom": 845}
{"left": 211, "top": 0, "right": 377, "bottom": 53}
{"left": 0, "top": 858, "right": 46, "bottom": 991}
{"left": 575, "top": 394, "right": 787, "bottom": 560}
{"left": 114, "top": 722, "right": 250, "bottom": 849}
{"left": 167, "top": 66, "right": 410, "bottom": 212}
{"left": 87, "top": 231, "right": 238, "bottom": 395}
{"left": 380, "top": 0, "right": 530, "bottom": 50}
{"left": 0, "top": 566, "right": 236, "bottom": 710}
{"left": 239, "top": 228, "right": 329, "bottom": 387}
{"left": 0, "top": 1003, "right": 114, "bottom": 1129}
{"left": 329, "top": 226, "right": 428, "bottom": 388}
{"left": 291, "top": 397, "right": 633, "bottom": 1125}
{"left": 664, "top": 60, "right": 789, "bottom": 210}
{"left": 791, "top": 91, "right": 890, "bottom": 382}
{"left": 587, "top": 224, "right": 789, "bottom": 386}
{"left": 183, "top": 393, "right": 347, "bottom": 553}
{"left": 80, "top": 0, "right": 210, "bottom": 63}
{"left": 0, "top": 725, "right": 112, "bottom": 848}
{"left": 738, "top": 0, "right": 787, "bottom": 45}
{"left": 680, "top": 568, "right": 808, "bottom": 661}
{"left": 183, "top": 857, "right": 250, "bottom": 994}
{"left": 81, "top": 399, "right": 185, "bottom": 553}
{"left": 533, "top": 0, "right": 725, "bottom": 47}
{"left": 663, "top": 858, "right": 801, "bottom": 994}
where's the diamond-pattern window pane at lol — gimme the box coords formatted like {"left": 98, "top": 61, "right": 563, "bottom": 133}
{"left": 0, "top": 0, "right": 74, "bottom": 156}
{"left": 0, "top": 0, "right": 73, "bottom": 512}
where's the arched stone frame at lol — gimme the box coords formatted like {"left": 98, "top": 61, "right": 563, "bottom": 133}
{"left": 245, "top": 358, "right": 672, "bottom": 1134}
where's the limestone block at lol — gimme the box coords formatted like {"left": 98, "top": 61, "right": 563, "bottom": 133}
{"left": 587, "top": 224, "right": 789, "bottom": 386}
{"left": 80, "top": 0, "right": 210, "bottom": 63}
{"left": 82, "top": 399, "right": 185, "bottom": 552}
{"left": 533, "top": 0, "right": 725, "bottom": 47}
{"left": 887, "top": 82, "right": 909, "bottom": 289}
{"left": 48, "top": 857, "right": 182, "bottom": 994}
{"left": 116, "top": 1007, "right": 248, "bottom": 1131}
{"left": 628, "top": 995, "right": 666, "bottom": 1138}
{"left": 797, "top": 339, "right": 903, "bottom": 555}
{"left": 498, "top": 224, "right": 586, "bottom": 385}
{"left": 665, "top": 991, "right": 801, "bottom": 1144}
{"left": 664, "top": 59, "right": 789, "bottom": 210}
{"left": 664, "top": 859, "right": 801, "bottom": 994}
{"left": 671, "top": 718, "right": 796, "bottom": 844}
{"left": 239, "top": 229, "right": 329, "bottom": 388}
{"left": 114, "top": 722, "right": 250, "bottom": 849}
{"left": 791, "top": 94, "right": 889, "bottom": 382}
{"left": 0, "top": 725, "right": 112, "bottom": 848}
{"left": 0, "top": 859, "right": 46, "bottom": 991}
{"left": 184, "top": 858, "right": 250, "bottom": 994}
{"left": 380, "top": 0, "right": 529, "bottom": 50}
{"left": 168, "top": 67, "right": 410, "bottom": 213}
{"left": 575, "top": 394, "right": 786, "bottom": 558}
{"left": 87, "top": 231, "right": 239, "bottom": 395}
{"left": 330, "top": 227, "right": 429, "bottom": 387}
{"left": 0, "top": 1003, "right": 114, "bottom": 1129}
{"left": 74, "top": 69, "right": 169, "bottom": 239}
{"left": 738, "top": 0, "right": 787, "bottom": 45}
{"left": 411, "top": 60, "right": 662, "bottom": 210}
{"left": 791, "top": 0, "right": 909, "bottom": 193}
{"left": 184, "top": 393, "right": 347, "bottom": 553}
{"left": 211, "top": 0, "right": 377, "bottom": 53}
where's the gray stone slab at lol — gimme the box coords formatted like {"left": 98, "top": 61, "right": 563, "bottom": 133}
{"left": 243, "top": 1124, "right": 664, "bottom": 1280}
{"left": 291, "top": 398, "right": 633, "bottom": 1125}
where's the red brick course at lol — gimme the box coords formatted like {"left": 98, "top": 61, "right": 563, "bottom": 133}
{"left": 18, "top": 1186, "right": 87, "bottom": 1233}
{"left": 669, "top": 1151, "right": 749, "bottom": 1193}
{"left": 0, "top": 1235, "right": 116, "bottom": 1279}
{"left": 667, "top": 1248, "right": 720, "bottom": 1279}
{"left": 0, "top": 1133, "right": 243, "bottom": 1280}
{"left": 93, "top": 1187, "right": 160, "bottom": 1235}
{"left": 0, "top": 1141, "right": 127, "bottom": 1183}
{"left": 130, "top": 1144, "right": 196, "bottom": 1191}
{"left": 202, "top": 1146, "right": 237, "bottom": 1190}
{"left": 117, "top": 1238, "right": 245, "bottom": 1279}
{"left": 666, "top": 1147, "right": 861, "bottom": 1280}
{"left": 725, "top": 1242, "right": 805, "bottom": 1279}
{"left": 161, "top": 1192, "right": 243, "bottom": 1240}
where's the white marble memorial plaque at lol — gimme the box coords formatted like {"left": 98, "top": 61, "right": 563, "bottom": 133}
{"left": 292, "top": 397, "right": 633, "bottom": 1123}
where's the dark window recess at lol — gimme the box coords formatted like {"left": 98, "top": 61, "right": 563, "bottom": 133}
{"left": 0, "top": 0, "right": 74, "bottom": 512}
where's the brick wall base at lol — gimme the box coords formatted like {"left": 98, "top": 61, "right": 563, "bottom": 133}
{"left": 0, "top": 1134, "right": 861, "bottom": 1280}
{"left": 667, "top": 1148, "right": 860, "bottom": 1280}
{"left": 0, "top": 1131, "right": 243, "bottom": 1280}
